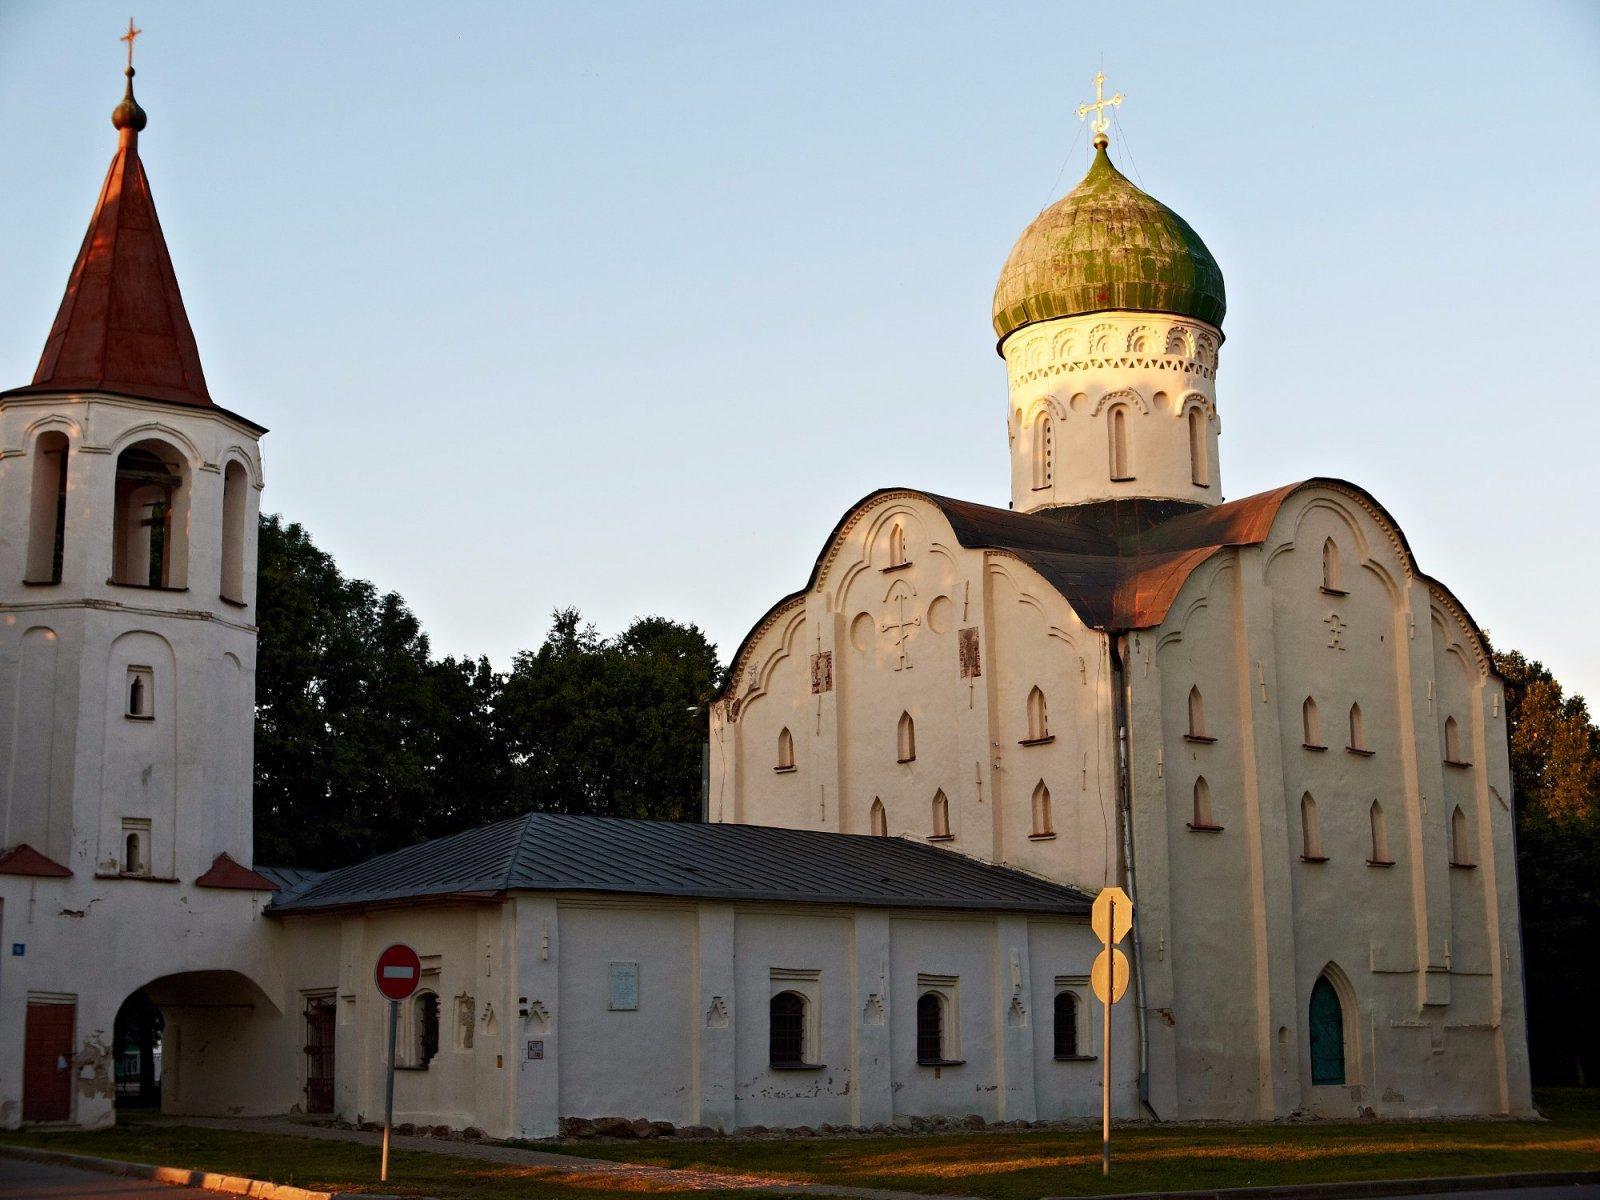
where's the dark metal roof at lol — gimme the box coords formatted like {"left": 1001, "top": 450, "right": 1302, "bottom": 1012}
{"left": 254, "top": 865, "right": 326, "bottom": 900}
{"left": 268, "top": 812, "right": 1093, "bottom": 917}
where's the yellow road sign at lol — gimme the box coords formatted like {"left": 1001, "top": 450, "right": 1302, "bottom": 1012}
{"left": 1091, "top": 946, "right": 1129, "bottom": 1004}
{"left": 1091, "top": 886, "right": 1133, "bottom": 945}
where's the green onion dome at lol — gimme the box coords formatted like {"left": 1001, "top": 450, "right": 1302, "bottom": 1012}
{"left": 992, "top": 138, "right": 1225, "bottom": 347}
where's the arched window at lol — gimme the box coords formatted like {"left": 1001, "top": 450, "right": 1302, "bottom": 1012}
{"left": 1188, "top": 408, "right": 1208, "bottom": 487}
{"left": 888, "top": 522, "right": 907, "bottom": 567}
{"left": 1302, "top": 696, "right": 1322, "bottom": 747}
{"left": 776, "top": 727, "right": 795, "bottom": 771}
{"left": 1450, "top": 805, "right": 1472, "bottom": 867}
{"left": 1187, "top": 686, "right": 1207, "bottom": 738}
{"left": 1191, "top": 776, "right": 1216, "bottom": 829}
{"left": 1032, "top": 411, "right": 1053, "bottom": 489}
{"left": 916, "top": 992, "right": 945, "bottom": 1063}
{"left": 414, "top": 991, "right": 440, "bottom": 1068}
{"left": 1026, "top": 686, "right": 1049, "bottom": 741}
{"left": 1348, "top": 703, "right": 1367, "bottom": 752}
{"left": 1443, "top": 716, "right": 1464, "bottom": 764}
{"left": 220, "top": 460, "right": 248, "bottom": 604}
{"left": 128, "top": 672, "right": 148, "bottom": 717}
{"left": 931, "top": 789, "right": 950, "bottom": 838}
{"left": 1301, "top": 792, "right": 1323, "bottom": 860}
{"left": 124, "top": 832, "right": 143, "bottom": 876}
{"left": 769, "top": 991, "right": 806, "bottom": 1066}
{"left": 112, "top": 441, "right": 187, "bottom": 588}
{"left": 870, "top": 798, "right": 887, "bottom": 837}
{"left": 1109, "top": 407, "right": 1132, "bottom": 481}
{"left": 25, "top": 431, "right": 70, "bottom": 585}
{"left": 1369, "top": 801, "right": 1391, "bottom": 864}
{"left": 1308, "top": 976, "right": 1346, "bottom": 1085}
{"left": 897, "top": 711, "right": 916, "bottom": 763}
{"left": 1321, "top": 538, "right": 1342, "bottom": 592}
{"left": 1053, "top": 992, "right": 1079, "bottom": 1058}
{"left": 1031, "top": 780, "right": 1053, "bottom": 837}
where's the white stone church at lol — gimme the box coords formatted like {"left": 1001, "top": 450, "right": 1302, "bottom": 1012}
{"left": 0, "top": 66, "right": 1532, "bottom": 1138}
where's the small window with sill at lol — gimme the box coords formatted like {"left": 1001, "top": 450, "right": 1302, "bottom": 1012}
{"left": 768, "top": 969, "right": 823, "bottom": 1069}
{"left": 1023, "top": 686, "right": 1051, "bottom": 744}
{"left": 1053, "top": 991, "right": 1083, "bottom": 1058}
{"left": 1321, "top": 538, "right": 1345, "bottom": 594}
{"left": 413, "top": 991, "right": 440, "bottom": 1068}
{"left": 1030, "top": 780, "right": 1053, "bottom": 838}
{"left": 775, "top": 726, "right": 795, "bottom": 772}
{"left": 121, "top": 817, "right": 152, "bottom": 877}
{"left": 1186, "top": 686, "right": 1213, "bottom": 742}
{"left": 897, "top": 711, "right": 916, "bottom": 763}
{"left": 1347, "top": 703, "right": 1371, "bottom": 754}
{"left": 126, "top": 667, "right": 154, "bottom": 720}
{"left": 930, "top": 789, "right": 951, "bottom": 840}
{"left": 1189, "top": 776, "right": 1221, "bottom": 831}
{"left": 915, "top": 975, "right": 960, "bottom": 1065}
{"left": 1302, "top": 696, "right": 1323, "bottom": 748}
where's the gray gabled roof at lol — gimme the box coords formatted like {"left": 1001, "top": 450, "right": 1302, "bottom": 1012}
{"left": 267, "top": 812, "right": 1092, "bottom": 917}
{"left": 254, "top": 865, "right": 326, "bottom": 901}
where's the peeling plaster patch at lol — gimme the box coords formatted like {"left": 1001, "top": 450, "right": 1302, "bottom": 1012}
{"left": 74, "top": 1033, "right": 113, "bottom": 1099}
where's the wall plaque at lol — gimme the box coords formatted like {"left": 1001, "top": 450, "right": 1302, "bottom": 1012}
{"left": 608, "top": 962, "right": 639, "bottom": 1011}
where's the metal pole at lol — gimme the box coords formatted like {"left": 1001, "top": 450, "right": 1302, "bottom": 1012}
{"left": 381, "top": 998, "right": 398, "bottom": 1183}
{"left": 1102, "top": 898, "right": 1113, "bottom": 1178}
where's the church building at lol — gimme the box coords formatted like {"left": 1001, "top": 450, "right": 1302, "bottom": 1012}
{"left": 0, "top": 61, "right": 1531, "bottom": 1137}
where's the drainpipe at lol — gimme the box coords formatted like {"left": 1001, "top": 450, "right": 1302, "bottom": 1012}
{"left": 1111, "top": 633, "right": 1159, "bottom": 1120}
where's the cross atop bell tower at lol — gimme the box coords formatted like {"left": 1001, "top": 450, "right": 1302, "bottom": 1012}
{"left": 1076, "top": 71, "right": 1123, "bottom": 149}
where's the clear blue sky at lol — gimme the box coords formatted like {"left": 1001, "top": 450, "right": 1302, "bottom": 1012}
{"left": 3, "top": 2, "right": 1597, "bottom": 702}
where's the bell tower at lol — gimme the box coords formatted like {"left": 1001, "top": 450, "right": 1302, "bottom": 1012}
{"left": 993, "top": 80, "right": 1227, "bottom": 514}
{"left": 0, "top": 54, "right": 267, "bottom": 882}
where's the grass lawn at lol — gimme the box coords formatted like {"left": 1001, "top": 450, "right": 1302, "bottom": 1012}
{"left": 0, "top": 1125, "right": 781, "bottom": 1200}
{"left": 547, "top": 1088, "right": 1600, "bottom": 1199}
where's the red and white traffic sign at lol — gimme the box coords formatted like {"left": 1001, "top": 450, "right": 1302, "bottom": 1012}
{"left": 374, "top": 943, "right": 421, "bottom": 1002}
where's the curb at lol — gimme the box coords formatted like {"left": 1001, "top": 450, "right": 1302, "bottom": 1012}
{"left": 1042, "top": 1169, "right": 1600, "bottom": 1200}
{"left": 0, "top": 1142, "right": 349, "bottom": 1200}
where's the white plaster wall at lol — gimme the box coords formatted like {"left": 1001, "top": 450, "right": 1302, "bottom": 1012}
{"left": 1000, "top": 313, "right": 1222, "bottom": 512}
{"left": 711, "top": 493, "right": 1117, "bottom": 896}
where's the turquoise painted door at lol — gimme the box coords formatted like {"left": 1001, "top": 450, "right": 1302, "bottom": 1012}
{"left": 1309, "top": 977, "right": 1345, "bottom": 1085}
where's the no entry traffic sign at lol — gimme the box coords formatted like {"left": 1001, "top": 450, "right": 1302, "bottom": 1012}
{"left": 374, "top": 944, "right": 421, "bottom": 1002}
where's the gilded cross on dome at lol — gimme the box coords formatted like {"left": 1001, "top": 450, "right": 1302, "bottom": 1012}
{"left": 120, "top": 17, "right": 142, "bottom": 69}
{"left": 1076, "top": 71, "right": 1123, "bottom": 141}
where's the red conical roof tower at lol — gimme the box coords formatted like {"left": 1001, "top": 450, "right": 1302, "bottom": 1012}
{"left": 9, "top": 61, "right": 213, "bottom": 408}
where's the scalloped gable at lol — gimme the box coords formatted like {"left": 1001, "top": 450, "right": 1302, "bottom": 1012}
{"left": 721, "top": 478, "right": 1496, "bottom": 695}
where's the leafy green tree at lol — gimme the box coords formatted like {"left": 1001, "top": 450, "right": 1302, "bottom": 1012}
{"left": 496, "top": 609, "right": 721, "bottom": 823}
{"left": 253, "top": 515, "right": 506, "bottom": 868}
{"left": 1492, "top": 641, "right": 1600, "bottom": 1086}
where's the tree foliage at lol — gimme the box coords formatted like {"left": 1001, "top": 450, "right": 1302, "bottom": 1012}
{"left": 1491, "top": 641, "right": 1600, "bottom": 1086}
{"left": 253, "top": 516, "right": 718, "bottom": 871}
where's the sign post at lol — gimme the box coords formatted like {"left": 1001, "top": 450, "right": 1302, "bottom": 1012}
{"left": 374, "top": 943, "right": 422, "bottom": 1184}
{"left": 1090, "top": 887, "right": 1132, "bottom": 1178}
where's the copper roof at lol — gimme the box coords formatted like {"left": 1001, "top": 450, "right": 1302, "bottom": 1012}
{"left": 6, "top": 83, "right": 212, "bottom": 409}
{"left": 723, "top": 478, "right": 1495, "bottom": 695}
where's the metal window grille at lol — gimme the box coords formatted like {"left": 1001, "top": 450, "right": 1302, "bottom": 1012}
{"left": 916, "top": 992, "right": 943, "bottom": 1062}
{"left": 769, "top": 992, "right": 805, "bottom": 1065}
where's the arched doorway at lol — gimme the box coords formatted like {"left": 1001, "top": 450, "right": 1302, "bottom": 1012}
{"left": 1309, "top": 975, "right": 1346, "bottom": 1085}
{"left": 113, "top": 990, "right": 164, "bottom": 1109}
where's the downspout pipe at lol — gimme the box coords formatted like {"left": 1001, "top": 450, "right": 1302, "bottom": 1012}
{"left": 1111, "top": 632, "right": 1159, "bottom": 1120}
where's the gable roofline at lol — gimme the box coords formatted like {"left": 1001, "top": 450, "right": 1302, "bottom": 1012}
{"left": 719, "top": 479, "right": 1498, "bottom": 699}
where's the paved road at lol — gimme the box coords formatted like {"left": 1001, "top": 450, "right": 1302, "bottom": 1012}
{"left": 1372, "top": 1192, "right": 1600, "bottom": 1200}
{"left": 0, "top": 1157, "right": 223, "bottom": 1198}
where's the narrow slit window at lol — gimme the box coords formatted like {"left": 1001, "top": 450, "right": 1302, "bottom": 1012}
{"left": 1031, "top": 780, "right": 1053, "bottom": 837}
{"left": 1032, "top": 411, "right": 1053, "bottom": 489}
{"left": 1303, "top": 696, "right": 1321, "bottom": 746}
{"left": 126, "top": 667, "right": 153, "bottom": 719}
{"left": 1450, "top": 806, "right": 1472, "bottom": 866}
{"left": 1109, "top": 407, "right": 1131, "bottom": 480}
{"left": 1053, "top": 992, "right": 1079, "bottom": 1058}
{"left": 1188, "top": 407, "right": 1208, "bottom": 487}
{"left": 1443, "top": 716, "right": 1463, "bottom": 763}
{"left": 776, "top": 726, "right": 795, "bottom": 771}
{"left": 1301, "top": 792, "right": 1323, "bottom": 859}
{"left": 120, "top": 818, "right": 151, "bottom": 876}
{"left": 1192, "top": 776, "right": 1215, "bottom": 829}
{"left": 931, "top": 789, "right": 950, "bottom": 838}
{"left": 1369, "top": 801, "right": 1391, "bottom": 864}
{"left": 1187, "top": 686, "right": 1207, "bottom": 738}
{"left": 897, "top": 711, "right": 916, "bottom": 763}
{"left": 1026, "top": 686, "right": 1049, "bottom": 741}
{"left": 1348, "top": 703, "right": 1367, "bottom": 752}
{"left": 124, "top": 832, "right": 142, "bottom": 875}
{"left": 1322, "top": 538, "right": 1342, "bottom": 592}
{"left": 25, "top": 431, "right": 70, "bottom": 585}
{"left": 888, "top": 522, "right": 907, "bottom": 567}
{"left": 870, "top": 798, "right": 888, "bottom": 837}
